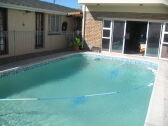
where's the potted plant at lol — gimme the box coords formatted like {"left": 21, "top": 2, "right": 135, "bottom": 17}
{"left": 69, "top": 37, "right": 83, "bottom": 51}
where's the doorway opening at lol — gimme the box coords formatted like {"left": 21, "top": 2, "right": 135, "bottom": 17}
{"left": 124, "top": 21, "right": 148, "bottom": 54}
{"left": 35, "top": 12, "right": 44, "bottom": 49}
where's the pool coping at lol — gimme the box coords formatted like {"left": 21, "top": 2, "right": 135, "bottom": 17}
{"left": 0, "top": 52, "right": 158, "bottom": 78}
{"left": 0, "top": 51, "right": 167, "bottom": 126}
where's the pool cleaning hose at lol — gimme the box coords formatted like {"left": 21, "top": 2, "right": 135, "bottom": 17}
{"left": 0, "top": 83, "right": 153, "bottom": 101}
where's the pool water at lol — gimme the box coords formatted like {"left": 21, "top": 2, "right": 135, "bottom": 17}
{"left": 0, "top": 54, "right": 155, "bottom": 126}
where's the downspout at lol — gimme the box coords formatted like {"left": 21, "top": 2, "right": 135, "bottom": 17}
{"left": 82, "top": 5, "right": 86, "bottom": 48}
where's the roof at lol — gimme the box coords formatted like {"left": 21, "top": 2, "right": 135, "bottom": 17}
{"left": 0, "top": 0, "right": 80, "bottom": 15}
{"left": 78, "top": 0, "right": 168, "bottom": 5}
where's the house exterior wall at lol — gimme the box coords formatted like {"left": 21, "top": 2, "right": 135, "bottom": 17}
{"left": 83, "top": 5, "right": 168, "bottom": 49}
{"left": 8, "top": 9, "right": 36, "bottom": 31}
{"left": 46, "top": 15, "right": 75, "bottom": 51}
{"left": 7, "top": 9, "right": 36, "bottom": 57}
{"left": 0, "top": 8, "right": 75, "bottom": 59}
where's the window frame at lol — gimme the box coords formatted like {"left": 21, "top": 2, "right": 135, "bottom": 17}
{"left": 102, "top": 19, "right": 112, "bottom": 51}
{"left": 48, "top": 14, "right": 61, "bottom": 35}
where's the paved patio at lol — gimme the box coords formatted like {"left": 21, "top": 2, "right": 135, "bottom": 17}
{"left": 0, "top": 51, "right": 167, "bottom": 126}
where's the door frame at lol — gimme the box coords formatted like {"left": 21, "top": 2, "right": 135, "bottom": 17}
{"left": 144, "top": 21, "right": 150, "bottom": 56}
{"left": 102, "top": 19, "right": 127, "bottom": 54}
{"left": 159, "top": 22, "right": 168, "bottom": 60}
{"left": 122, "top": 21, "right": 127, "bottom": 54}
{"left": 102, "top": 18, "right": 166, "bottom": 60}
{"left": 102, "top": 19, "right": 113, "bottom": 52}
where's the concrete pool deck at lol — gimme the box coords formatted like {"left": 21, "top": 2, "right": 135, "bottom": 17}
{"left": 0, "top": 51, "right": 167, "bottom": 126}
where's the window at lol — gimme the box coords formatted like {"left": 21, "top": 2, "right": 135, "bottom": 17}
{"left": 48, "top": 14, "right": 61, "bottom": 34}
{"left": 160, "top": 23, "right": 168, "bottom": 59}
{"left": 102, "top": 19, "right": 112, "bottom": 51}
{"left": 162, "top": 23, "right": 168, "bottom": 43}
{"left": 103, "top": 20, "right": 111, "bottom": 28}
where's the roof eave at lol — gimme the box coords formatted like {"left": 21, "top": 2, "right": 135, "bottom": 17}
{"left": 0, "top": 2, "right": 67, "bottom": 15}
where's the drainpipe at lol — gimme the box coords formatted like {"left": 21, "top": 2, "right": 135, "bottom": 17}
{"left": 82, "top": 5, "right": 86, "bottom": 48}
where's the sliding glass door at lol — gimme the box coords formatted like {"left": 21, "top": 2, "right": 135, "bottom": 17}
{"left": 102, "top": 20, "right": 126, "bottom": 53}
{"left": 111, "top": 21, "right": 126, "bottom": 53}
{"left": 102, "top": 19, "right": 168, "bottom": 60}
{"left": 146, "top": 22, "right": 162, "bottom": 57}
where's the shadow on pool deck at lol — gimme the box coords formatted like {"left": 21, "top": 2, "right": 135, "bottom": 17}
{"left": 0, "top": 54, "right": 89, "bottom": 98}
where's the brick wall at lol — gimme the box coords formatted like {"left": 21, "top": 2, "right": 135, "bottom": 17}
{"left": 84, "top": 12, "right": 103, "bottom": 49}
{"left": 84, "top": 11, "right": 168, "bottom": 50}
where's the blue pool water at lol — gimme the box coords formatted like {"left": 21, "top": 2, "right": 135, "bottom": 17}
{"left": 0, "top": 54, "right": 156, "bottom": 126}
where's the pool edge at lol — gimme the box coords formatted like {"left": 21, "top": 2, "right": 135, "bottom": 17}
{"left": 0, "top": 52, "right": 158, "bottom": 79}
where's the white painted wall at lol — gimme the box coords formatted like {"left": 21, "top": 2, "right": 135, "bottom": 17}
{"left": 85, "top": 4, "right": 168, "bottom": 14}
{"left": 0, "top": 8, "right": 75, "bottom": 58}
{"left": 79, "top": 0, "right": 168, "bottom": 5}
{"left": 46, "top": 14, "right": 75, "bottom": 50}
{"left": 7, "top": 9, "right": 36, "bottom": 57}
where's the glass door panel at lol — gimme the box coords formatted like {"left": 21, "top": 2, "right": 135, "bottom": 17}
{"left": 102, "top": 19, "right": 112, "bottom": 51}
{"left": 146, "top": 22, "right": 161, "bottom": 57}
{"left": 103, "top": 20, "right": 111, "bottom": 28}
{"left": 103, "top": 29, "right": 111, "bottom": 38}
{"left": 102, "top": 38, "right": 110, "bottom": 51}
{"left": 111, "top": 21, "right": 125, "bottom": 53}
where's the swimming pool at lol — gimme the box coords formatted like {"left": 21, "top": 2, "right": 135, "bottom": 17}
{"left": 0, "top": 54, "right": 157, "bottom": 126}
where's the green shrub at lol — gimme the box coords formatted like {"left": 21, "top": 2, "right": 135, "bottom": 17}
{"left": 70, "top": 37, "right": 83, "bottom": 47}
